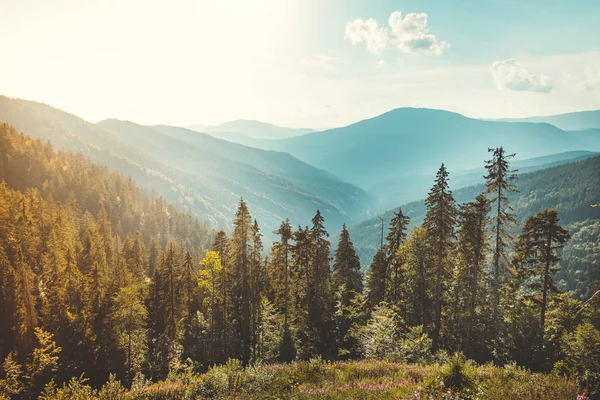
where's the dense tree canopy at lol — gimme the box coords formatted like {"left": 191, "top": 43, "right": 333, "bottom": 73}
{"left": 0, "top": 125, "right": 598, "bottom": 398}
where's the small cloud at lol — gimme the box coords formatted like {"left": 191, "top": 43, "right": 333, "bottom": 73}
{"left": 377, "top": 60, "right": 386, "bottom": 66}
{"left": 564, "top": 67, "right": 600, "bottom": 92}
{"left": 490, "top": 58, "right": 552, "bottom": 93}
{"left": 344, "top": 18, "right": 389, "bottom": 54}
{"left": 345, "top": 11, "right": 448, "bottom": 56}
{"left": 388, "top": 12, "right": 450, "bottom": 56}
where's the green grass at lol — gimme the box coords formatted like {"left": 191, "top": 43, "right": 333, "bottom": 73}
{"left": 44, "top": 358, "right": 585, "bottom": 399}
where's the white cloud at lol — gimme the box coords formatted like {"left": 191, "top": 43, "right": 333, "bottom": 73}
{"left": 490, "top": 58, "right": 553, "bottom": 93}
{"left": 344, "top": 18, "right": 389, "bottom": 54}
{"left": 388, "top": 12, "right": 450, "bottom": 56}
{"left": 564, "top": 66, "right": 600, "bottom": 92}
{"left": 345, "top": 11, "right": 449, "bottom": 56}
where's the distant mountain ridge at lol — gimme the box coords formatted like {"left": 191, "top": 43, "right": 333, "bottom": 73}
{"left": 491, "top": 109, "right": 600, "bottom": 131}
{"left": 188, "top": 119, "right": 315, "bottom": 140}
{"left": 254, "top": 107, "right": 600, "bottom": 209}
{"left": 0, "top": 96, "right": 371, "bottom": 238}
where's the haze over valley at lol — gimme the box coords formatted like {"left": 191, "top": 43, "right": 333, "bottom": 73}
{"left": 2, "top": 1, "right": 600, "bottom": 398}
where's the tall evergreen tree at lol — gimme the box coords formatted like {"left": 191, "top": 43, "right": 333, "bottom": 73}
{"left": 457, "top": 194, "right": 491, "bottom": 351}
{"left": 211, "top": 230, "right": 229, "bottom": 361}
{"left": 424, "top": 164, "right": 457, "bottom": 347}
{"left": 307, "top": 210, "right": 333, "bottom": 359}
{"left": 386, "top": 209, "right": 410, "bottom": 305}
{"left": 198, "top": 251, "right": 223, "bottom": 366}
{"left": 249, "top": 219, "right": 264, "bottom": 362}
{"left": 515, "top": 209, "right": 570, "bottom": 359}
{"left": 273, "top": 219, "right": 295, "bottom": 362}
{"left": 228, "top": 199, "right": 253, "bottom": 365}
{"left": 484, "top": 147, "right": 518, "bottom": 322}
{"left": 365, "top": 249, "right": 387, "bottom": 308}
{"left": 332, "top": 224, "right": 363, "bottom": 357}
{"left": 399, "top": 226, "right": 432, "bottom": 328}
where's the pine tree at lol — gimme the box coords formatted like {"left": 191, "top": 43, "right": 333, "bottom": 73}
{"left": 386, "top": 209, "right": 410, "bottom": 305}
{"left": 290, "top": 225, "right": 310, "bottom": 358}
{"left": 515, "top": 209, "right": 570, "bottom": 359}
{"left": 307, "top": 210, "right": 334, "bottom": 359}
{"left": 399, "top": 226, "right": 432, "bottom": 328}
{"left": 484, "top": 147, "right": 518, "bottom": 322}
{"left": 111, "top": 284, "right": 147, "bottom": 381}
{"left": 365, "top": 249, "right": 387, "bottom": 308}
{"left": 147, "top": 243, "right": 182, "bottom": 379}
{"left": 332, "top": 224, "right": 363, "bottom": 358}
{"left": 147, "top": 236, "right": 162, "bottom": 278}
{"left": 228, "top": 198, "right": 253, "bottom": 365}
{"left": 14, "top": 247, "right": 38, "bottom": 358}
{"left": 249, "top": 219, "right": 264, "bottom": 362}
{"left": 457, "top": 194, "right": 491, "bottom": 351}
{"left": 273, "top": 219, "right": 295, "bottom": 362}
{"left": 198, "top": 251, "right": 223, "bottom": 366}
{"left": 211, "top": 230, "right": 230, "bottom": 361}
{"left": 424, "top": 164, "right": 457, "bottom": 347}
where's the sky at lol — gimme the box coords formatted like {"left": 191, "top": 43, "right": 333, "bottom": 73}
{"left": 1, "top": 0, "right": 599, "bottom": 129}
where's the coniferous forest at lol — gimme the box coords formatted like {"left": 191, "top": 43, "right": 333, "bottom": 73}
{"left": 1, "top": 121, "right": 599, "bottom": 400}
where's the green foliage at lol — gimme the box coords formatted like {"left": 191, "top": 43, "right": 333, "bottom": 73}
{"left": 0, "top": 353, "right": 23, "bottom": 397}
{"left": 558, "top": 322, "right": 600, "bottom": 397}
{"left": 0, "top": 121, "right": 598, "bottom": 399}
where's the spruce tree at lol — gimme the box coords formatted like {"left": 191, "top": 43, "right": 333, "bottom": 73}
{"left": 515, "top": 209, "right": 570, "bottom": 358}
{"left": 365, "top": 249, "right": 387, "bottom": 308}
{"left": 274, "top": 219, "right": 295, "bottom": 362}
{"left": 308, "top": 210, "right": 333, "bottom": 359}
{"left": 228, "top": 198, "right": 253, "bottom": 365}
{"left": 386, "top": 209, "right": 410, "bottom": 305}
{"left": 457, "top": 194, "right": 491, "bottom": 350}
{"left": 400, "top": 226, "right": 432, "bottom": 328}
{"left": 332, "top": 224, "right": 362, "bottom": 357}
{"left": 484, "top": 147, "right": 518, "bottom": 322}
{"left": 424, "top": 164, "right": 457, "bottom": 347}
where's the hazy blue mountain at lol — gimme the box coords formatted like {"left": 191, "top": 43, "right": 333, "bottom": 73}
{"left": 348, "top": 155, "right": 600, "bottom": 299}
{"left": 494, "top": 110, "right": 600, "bottom": 131}
{"left": 188, "top": 119, "right": 315, "bottom": 140}
{"left": 99, "top": 120, "right": 373, "bottom": 230}
{"left": 0, "top": 96, "right": 372, "bottom": 237}
{"left": 450, "top": 150, "right": 598, "bottom": 190}
{"left": 259, "top": 108, "right": 600, "bottom": 209}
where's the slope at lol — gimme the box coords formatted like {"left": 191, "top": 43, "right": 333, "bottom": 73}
{"left": 0, "top": 96, "right": 371, "bottom": 236}
{"left": 349, "top": 155, "right": 600, "bottom": 300}
{"left": 98, "top": 119, "right": 372, "bottom": 232}
{"left": 494, "top": 109, "right": 600, "bottom": 131}
{"left": 260, "top": 108, "right": 600, "bottom": 209}
{"left": 188, "top": 119, "right": 315, "bottom": 140}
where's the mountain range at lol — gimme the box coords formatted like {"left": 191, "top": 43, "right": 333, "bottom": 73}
{"left": 1, "top": 95, "right": 599, "bottom": 242}
{"left": 252, "top": 107, "right": 600, "bottom": 208}
{"left": 0, "top": 96, "right": 371, "bottom": 238}
{"left": 188, "top": 119, "right": 315, "bottom": 140}
{"left": 492, "top": 109, "right": 600, "bottom": 131}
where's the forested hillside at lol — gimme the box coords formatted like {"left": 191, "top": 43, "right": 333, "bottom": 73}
{"left": 98, "top": 120, "right": 372, "bottom": 231}
{"left": 1, "top": 127, "right": 598, "bottom": 398}
{"left": 0, "top": 123, "right": 213, "bottom": 391}
{"left": 350, "top": 155, "right": 600, "bottom": 300}
{"left": 0, "top": 96, "right": 371, "bottom": 238}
